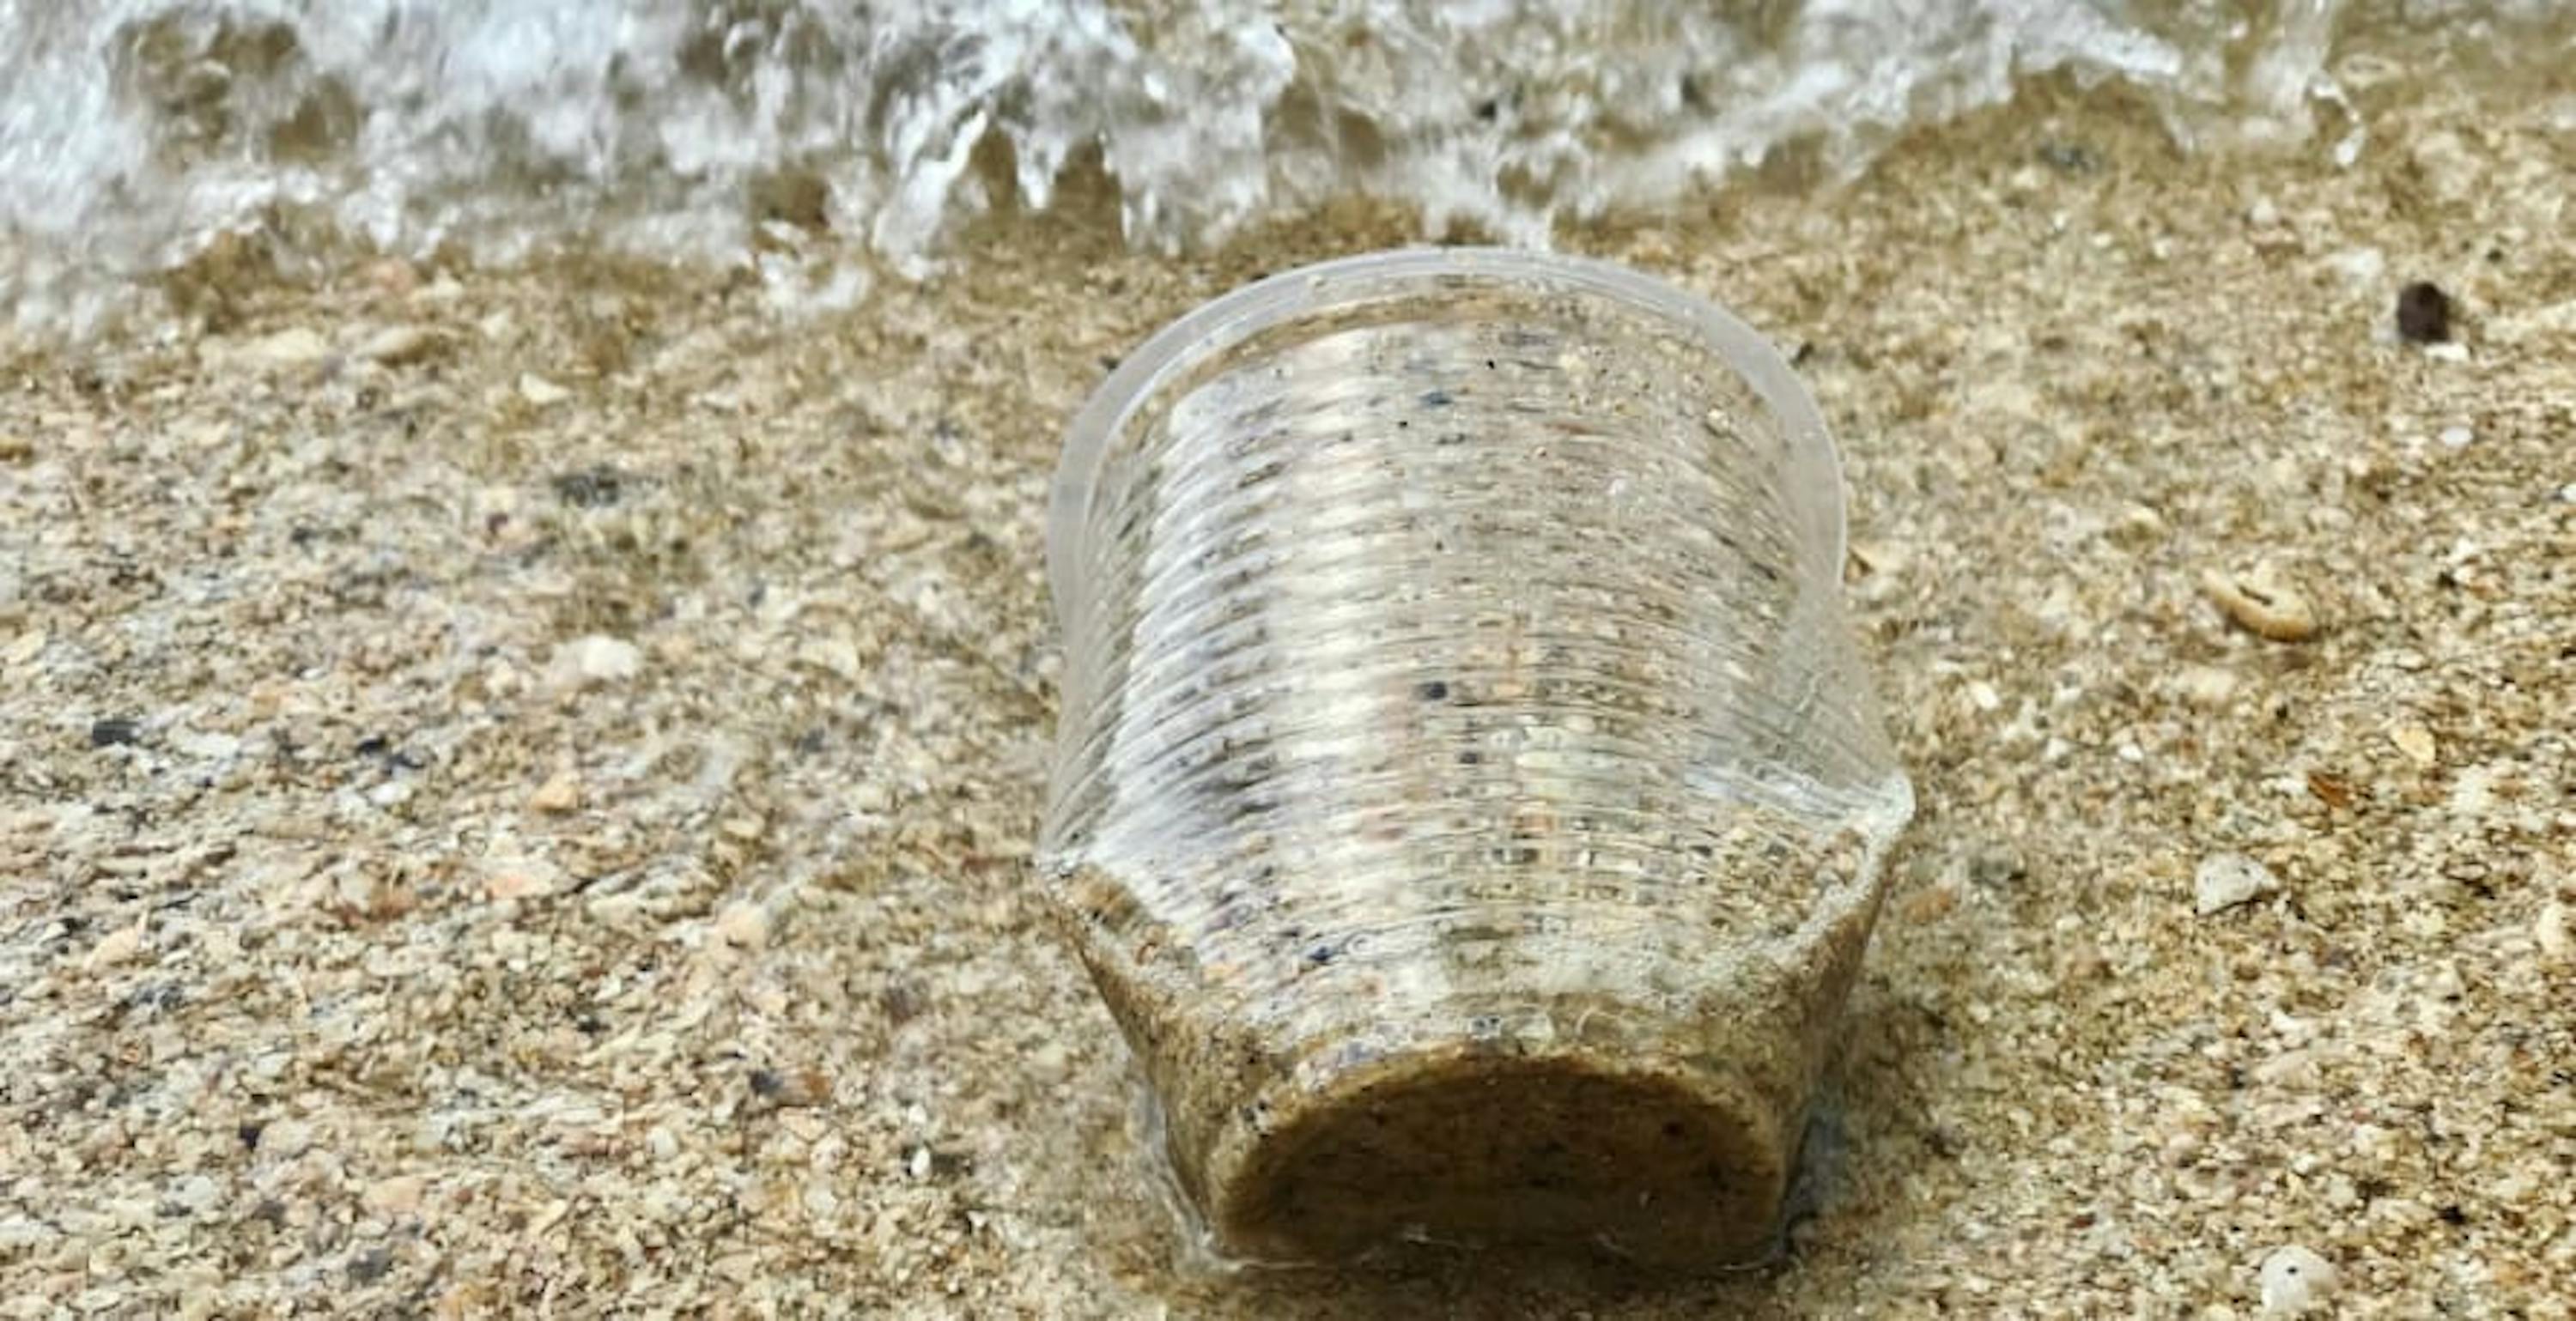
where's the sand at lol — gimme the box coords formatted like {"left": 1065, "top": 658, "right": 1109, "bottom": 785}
{"left": 3, "top": 72, "right": 2573, "bottom": 1318}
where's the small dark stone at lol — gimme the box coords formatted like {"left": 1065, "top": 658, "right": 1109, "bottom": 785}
{"left": 2037, "top": 142, "right": 2102, "bottom": 173}
{"left": 354, "top": 735, "right": 424, "bottom": 770}
{"left": 2396, "top": 281, "right": 2453, "bottom": 343}
{"left": 127, "top": 983, "right": 185, "bottom": 1014}
{"left": 1968, "top": 851, "right": 2027, "bottom": 888}
{"left": 236, "top": 1120, "right": 265, "bottom": 1150}
{"left": 550, "top": 465, "right": 628, "bottom": 508}
{"left": 88, "top": 718, "right": 142, "bottom": 748}
{"left": 878, "top": 981, "right": 926, "bottom": 1024}
{"left": 1419, "top": 389, "right": 1454, "bottom": 408}
{"left": 746, "top": 1066, "right": 829, "bottom": 1108}
{"left": 2439, "top": 1203, "right": 2470, "bottom": 1226}
{"left": 346, "top": 1247, "right": 393, "bottom": 1284}
{"left": 1416, "top": 680, "right": 1449, "bottom": 701}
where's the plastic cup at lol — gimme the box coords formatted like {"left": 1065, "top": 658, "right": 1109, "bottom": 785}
{"left": 1040, "top": 247, "right": 1914, "bottom": 1269}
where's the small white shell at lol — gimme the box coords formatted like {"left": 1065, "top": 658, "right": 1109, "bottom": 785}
{"left": 2259, "top": 1244, "right": 2338, "bottom": 1315}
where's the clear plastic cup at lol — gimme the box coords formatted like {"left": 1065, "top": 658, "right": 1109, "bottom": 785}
{"left": 1040, "top": 247, "right": 1914, "bottom": 1269}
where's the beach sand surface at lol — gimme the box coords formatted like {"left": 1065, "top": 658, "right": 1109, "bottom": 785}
{"left": 3, "top": 75, "right": 2572, "bottom": 1317}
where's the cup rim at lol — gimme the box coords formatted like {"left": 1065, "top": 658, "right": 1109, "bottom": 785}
{"left": 1049, "top": 245, "right": 1848, "bottom": 630}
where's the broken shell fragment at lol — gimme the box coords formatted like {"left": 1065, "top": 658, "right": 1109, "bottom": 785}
{"left": 2203, "top": 565, "right": 2321, "bottom": 642}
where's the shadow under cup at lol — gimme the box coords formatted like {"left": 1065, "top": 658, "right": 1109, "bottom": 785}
{"left": 1041, "top": 249, "right": 1914, "bottom": 1269}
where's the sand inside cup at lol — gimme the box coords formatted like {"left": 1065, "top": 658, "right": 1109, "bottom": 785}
{"left": 1056, "top": 817, "right": 1890, "bottom": 1267}
{"left": 1042, "top": 259, "right": 1912, "bottom": 1268}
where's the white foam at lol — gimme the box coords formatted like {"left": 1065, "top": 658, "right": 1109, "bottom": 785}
{"left": 0, "top": 0, "right": 2562, "bottom": 337}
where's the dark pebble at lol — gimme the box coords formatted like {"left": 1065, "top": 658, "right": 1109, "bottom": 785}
{"left": 1416, "top": 680, "right": 1449, "bottom": 701}
{"left": 88, "top": 718, "right": 140, "bottom": 748}
{"left": 126, "top": 982, "right": 185, "bottom": 1014}
{"left": 550, "top": 465, "right": 628, "bottom": 508}
{"left": 1968, "top": 851, "right": 2027, "bottom": 888}
{"left": 346, "top": 1247, "right": 393, "bottom": 1284}
{"left": 749, "top": 1068, "right": 785, "bottom": 1098}
{"left": 878, "top": 981, "right": 926, "bottom": 1024}
{"left": 355, "top": 734, "right": 426, "bottom": 770}
{"left": 2037, "top": 142, "right": 2102, "bottom": 173}
{"left": 2396, "top": 282, "right": 2453, "bottom": 343}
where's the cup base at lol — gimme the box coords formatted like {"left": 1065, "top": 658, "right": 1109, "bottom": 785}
{"left": 1208, "top": 1047, "right": 1795, "bottom": 1269}
{"left": 1054, "top": 834, "right": 1890, "bottom": 1273}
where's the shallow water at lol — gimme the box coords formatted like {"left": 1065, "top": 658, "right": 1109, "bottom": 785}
{"left": 1, "top": 0, "right": 2568, "bottom": 336}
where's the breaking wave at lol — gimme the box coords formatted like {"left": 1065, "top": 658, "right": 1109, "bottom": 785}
{"left": 0, "top": 0, "right": 2567, "bottom": 336}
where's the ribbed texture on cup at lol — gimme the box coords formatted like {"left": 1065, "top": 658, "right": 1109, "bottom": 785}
{"left": 1041, "top": 251, "right": 1911, "bottom": 1268}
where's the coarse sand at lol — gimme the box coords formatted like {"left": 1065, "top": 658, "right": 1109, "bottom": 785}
{"left": 3, "top": 76, "right": 2572, "bottom": 1317}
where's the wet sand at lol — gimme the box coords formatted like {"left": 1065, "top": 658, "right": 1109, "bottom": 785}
{"left": 3, "top": 76, "right": 2572, "bottom": 1317}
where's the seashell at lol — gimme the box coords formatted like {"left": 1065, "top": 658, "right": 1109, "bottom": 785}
{"left": 2202, "top": 565, "right": 2321, "bottom": 642}
{"left": 1039, "top": 249, "right": 1914, "bottom": 1269}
